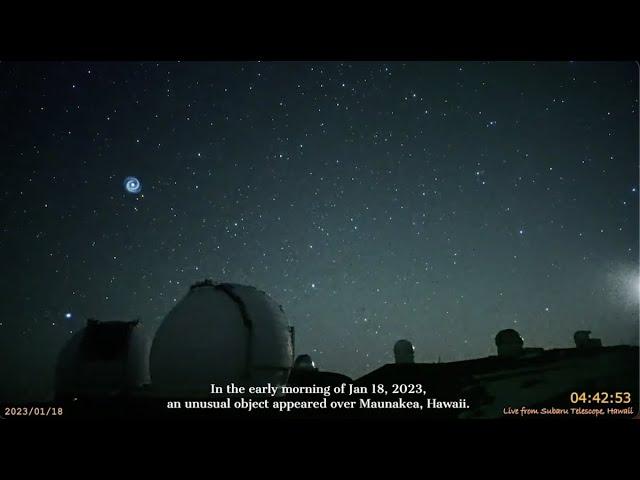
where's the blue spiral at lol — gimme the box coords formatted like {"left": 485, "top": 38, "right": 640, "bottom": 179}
{"left": 124, "top": 176, "right": 141, "bottom": 194}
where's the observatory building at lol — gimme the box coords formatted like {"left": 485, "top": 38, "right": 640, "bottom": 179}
{"left": 51, "top": 280, "right": 637, "bottom": 420}
{"left": 55, "top": 319, "right": 151, "bottom": 400}
{"left": 293, "top": 354, "right": 318, "bottom": 371}
{"left": 394, "top": 339, "right": 415, "bottom": 364}
{"left": 150, "top": 279, "right": 294, "bottom": 397}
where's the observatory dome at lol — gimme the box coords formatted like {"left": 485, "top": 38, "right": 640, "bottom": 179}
{"left": 393, "top": 339, "right": 415, "bottom": 364}
{"left": 495, "top": 328, "right": 524, "bottom": 358}
{"left": 293, "top": 354, "right": 317, "bottom": 371}
{"left": 55, "top": 319, "right": 151, "bottom": 400}
{"left": 150, "top": 280, "right": 294, "bottom": 397}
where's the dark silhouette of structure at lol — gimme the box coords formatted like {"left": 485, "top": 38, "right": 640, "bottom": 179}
{"left": 495, "top": 329, "right": 524, "bottom": 358}
{"left": 393, "top": 339, "right": 415, "bottom": 364}
{"left": 293, "top": 354, "right": 318, "bottom": 371}
{"left": 574, "top": 330, "right": 602, "bottom": 349}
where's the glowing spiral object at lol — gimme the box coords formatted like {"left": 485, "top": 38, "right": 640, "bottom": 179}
{"left": 124, "top": 176, "right": 141, "bottom": 194}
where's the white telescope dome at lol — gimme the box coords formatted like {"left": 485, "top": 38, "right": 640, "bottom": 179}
{"left": 55, "top": 319, "right": 151, "bottom": 400}
{"left": 150, "top": 280, "right": 294, "bottom": 397}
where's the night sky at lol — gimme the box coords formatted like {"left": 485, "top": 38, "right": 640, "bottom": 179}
{"left": 0, "top": 61, "right": 638, "bottom": 401}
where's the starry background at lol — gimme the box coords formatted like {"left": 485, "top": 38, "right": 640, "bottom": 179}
{"left": 0, "top": 61, "right": 637, "bottom": 401}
